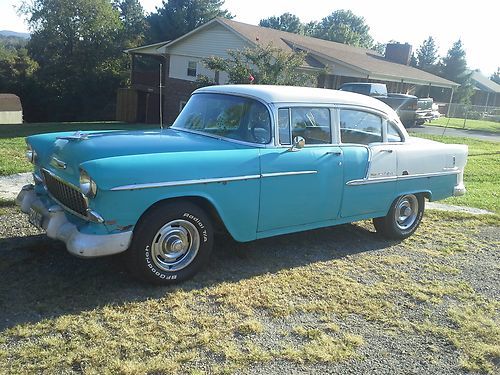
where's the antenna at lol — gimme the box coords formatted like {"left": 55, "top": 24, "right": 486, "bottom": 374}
{"left": 159, "top": 63, "right": 163, "bottom": 129}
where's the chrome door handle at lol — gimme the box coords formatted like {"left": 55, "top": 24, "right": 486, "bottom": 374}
{"left": 326, "top": 151, "right": 342, "bottom": 156}
{"left": 380, "top": 149, "right": 393, "bottom": 153}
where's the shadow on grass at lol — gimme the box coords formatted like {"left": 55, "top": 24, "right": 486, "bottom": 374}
{"left": 0, "top": 223, "right": 396, "bottom": 330}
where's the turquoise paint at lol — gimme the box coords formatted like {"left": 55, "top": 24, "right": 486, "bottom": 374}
{"left": 258, "top": 146, "right": 343, "bottom": 231}
{"left": 27, "top": 128, "right": 462, "bottom": 245}
{"left": 339, "top": 145, "right": 396, "bottom": 217}
{"left": 256, "top": 210, "right": 388, "bottom": 240}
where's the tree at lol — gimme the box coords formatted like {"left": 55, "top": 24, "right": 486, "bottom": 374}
{"left": 259, "top": 13, "right": 303, "bottom": 34}
{"left": 491, "top": 67, "right": 500, "bottom": 85}
{"left": 146, "top": 0, "right": 232, "bottom": 43}
{"left": 197, "top": 44, "right": 317, "bottom": 86}
{"left": 371, "top": 42, "right": 386, "bottom": 55}
{"left": 415, "top": 36, "right": 439, "bottom": 73}
{"left": 20, "top": 0, "right": 126, "bottom": 121}
{"left": 441, "top": 40, "right": 474, "bottom": 104}
{"left": 114, "top": 0, "right": 147, "bottom": 48}
{"left": 311, "top": 10, "right": 373, "bottom": 48}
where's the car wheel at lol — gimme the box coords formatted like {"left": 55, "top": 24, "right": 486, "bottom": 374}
{"left": 125, "top": 201, "right": 213, "bottom": 285}
{"left": 373, "top": 194, "right": 424, "bottom": 239}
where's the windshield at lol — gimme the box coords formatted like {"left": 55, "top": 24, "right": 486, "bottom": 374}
{"left": 172, "top": 93, "right": 272, "bottom": 144}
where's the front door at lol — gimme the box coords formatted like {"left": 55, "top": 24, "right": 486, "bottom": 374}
{"left": 257, "top": 107, "right": 343, "bottom": 232}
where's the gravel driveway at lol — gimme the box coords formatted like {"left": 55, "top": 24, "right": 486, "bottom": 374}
{"left": 0, "top": 206, "right": 498, "bottom": 374}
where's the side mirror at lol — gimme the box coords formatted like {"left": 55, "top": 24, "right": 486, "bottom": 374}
{"left": 289, "top": 136, "right": 305, "bottom": 151}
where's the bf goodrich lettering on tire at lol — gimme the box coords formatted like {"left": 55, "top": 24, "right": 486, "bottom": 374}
{"left": 125, "top": 202, "right": 213, "bottom": 285}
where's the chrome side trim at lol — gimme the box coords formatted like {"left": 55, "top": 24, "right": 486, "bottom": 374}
{"left": 110, "top": 174, "right": 262, "bottom": 191}
{"left": 110, "top": 170, "right": 319, "bottom": 191}
{"left": 346, "top": 170, "right": 460, "bottom": 186}
{"left": 261, "top": 170, "right": 318, "bottom": 178}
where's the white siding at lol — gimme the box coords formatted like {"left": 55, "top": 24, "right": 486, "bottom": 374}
{"left": 0, "top": 111, "right": 22, "bottom": 124}
{"left": 168, "top": 23, "right": 251, "bottom": 82}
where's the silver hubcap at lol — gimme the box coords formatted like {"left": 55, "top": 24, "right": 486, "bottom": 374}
{"left": 151, "top": 219, "right": 200, "bottom": 272}
{"left": 394, "top": 194, "right": 418, "bottom": 230}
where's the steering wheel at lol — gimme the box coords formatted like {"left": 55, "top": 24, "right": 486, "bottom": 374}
{"left": 251, "top": 124, "right": 271, "bottom": 144}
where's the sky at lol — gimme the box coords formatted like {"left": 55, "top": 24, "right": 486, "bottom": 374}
{"left": 1, "top": 0, "right": 498, "bottom": 76}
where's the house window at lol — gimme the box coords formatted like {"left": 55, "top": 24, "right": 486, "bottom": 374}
{"left": 187, "top": 61, "right": 197, "bottom": 77}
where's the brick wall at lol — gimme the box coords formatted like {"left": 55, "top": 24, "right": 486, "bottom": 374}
{"left": 163, "top": 77, "right": 197, "bottom": 125}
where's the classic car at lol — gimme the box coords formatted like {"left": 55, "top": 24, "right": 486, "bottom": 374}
{"left": 16, "top": 85, "right": 468, "bottom": 284}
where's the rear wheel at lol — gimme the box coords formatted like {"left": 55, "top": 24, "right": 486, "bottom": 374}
{"left": 125, "top": 201, "right": 213, "bottom": 285}
{"left": 373, "top": 194, "right": 424, "bottom": 239}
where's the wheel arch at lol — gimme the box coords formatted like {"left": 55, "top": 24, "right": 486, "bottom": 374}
{"left": 134, "top": 195, "right": 232, "bottom": 238}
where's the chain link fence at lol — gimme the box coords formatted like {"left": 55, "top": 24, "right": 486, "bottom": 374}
{"left": 445, "top": 104, "right": 500, "bottom": 123}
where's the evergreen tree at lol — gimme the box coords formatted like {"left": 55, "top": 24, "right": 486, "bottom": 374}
{"left": 416, "top": 36, "right": 439, "bottom": 73}
{"left": 147, "top": 0, "right": 232, "bottom": 43}
{"left": 115, "top": 0, "right": 146, "bottom": 47}
{"left": 441, "top": 40, "right": 474, "bottom": 104}
{"left": 491, "top": 67, "right": 500, "bottom": 85}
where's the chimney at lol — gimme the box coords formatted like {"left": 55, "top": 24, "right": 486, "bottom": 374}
{"left": 385, "top": 43, "right": 412, "bottom": 65}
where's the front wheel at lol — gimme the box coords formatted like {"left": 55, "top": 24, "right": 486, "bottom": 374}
{"left": 125, "top": 201, "right": 213, "bottom": 285}
{"left": 373, "top": 194, "right": 424, "bottom": 239}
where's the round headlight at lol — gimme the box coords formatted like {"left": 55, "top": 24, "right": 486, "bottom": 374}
{"left": 26, "top": 144, "right": 37, "bottom": 164}
{"left": 79, "top": 169, "right": 97, "bottom": 198}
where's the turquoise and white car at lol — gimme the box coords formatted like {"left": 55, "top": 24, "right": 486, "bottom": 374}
{"left": 17, "top": 85, "right": 468, "bottom": 284}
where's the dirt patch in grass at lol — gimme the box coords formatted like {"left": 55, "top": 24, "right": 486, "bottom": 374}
{"left": 0, "top": 209, "right": 498, "bottom": 374}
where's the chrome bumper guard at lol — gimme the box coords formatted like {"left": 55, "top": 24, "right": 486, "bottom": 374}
{"left": 453, "top": 183, "right": 466, "bottom": 197}
{"left": 16, "top": 184, "right": 132, "bottom": 258}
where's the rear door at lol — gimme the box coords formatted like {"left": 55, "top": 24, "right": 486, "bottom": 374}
{"left": 339, "top": 108, "right": 398, "bottom": 217}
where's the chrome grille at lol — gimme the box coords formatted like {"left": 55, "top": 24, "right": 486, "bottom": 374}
{"left": 42, "top": 170, "right": 88, "bottom": 216}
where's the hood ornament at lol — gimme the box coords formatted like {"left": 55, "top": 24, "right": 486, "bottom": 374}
{"left": 56, "top": 131, "right": 89, "bottom": 141}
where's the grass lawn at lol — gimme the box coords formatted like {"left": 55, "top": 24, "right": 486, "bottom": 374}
{"left": 0, "top": 122, "right": 153, "bottom": 176}
{"left": 0, "top": 208, "right": 498, "bottom": 374}
{"left": 409, "top": 133, "right": 500, "bottom": 214}
{"left": 429, "top": 117, "right": 500, "bottom": 133}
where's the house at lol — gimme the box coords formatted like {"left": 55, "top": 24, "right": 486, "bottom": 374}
{"left": 118, "top": 17, "right": 458, "bottom": 124}
{"left": 0, "top": 94, "right": 23, "bottom": 124}
{"left": 469, "top": 71, "right": 500, "bottom": 107}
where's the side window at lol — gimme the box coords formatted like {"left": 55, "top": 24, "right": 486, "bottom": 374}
{"left": 340, "top": 109, "right": 382, "bottom": 145}
{"left": 187, "top": 61, "right": 197, "bottom": 77}
{"left": 387, "top": 121, "right": 403, "bottom": 142}
{"left": 291, "top": 107, "right": 331, "bottom": 145}
{"left": 278, "top": 108, "right": 291, "bottom": 145}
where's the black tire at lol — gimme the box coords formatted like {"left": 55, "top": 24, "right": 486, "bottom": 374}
{"left": 373, "top": 194, "right": 424, "bottom": 240}
{"left": 125, "top": 201, "right": 213, "bottom": 285}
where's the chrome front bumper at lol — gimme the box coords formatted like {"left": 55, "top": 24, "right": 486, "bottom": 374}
{"left": 16, "top": 184, "right": 132, "bottom": 258}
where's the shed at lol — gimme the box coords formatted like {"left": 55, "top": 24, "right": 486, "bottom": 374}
{"left": 0, "top": 94, "right": 23, "bottom": 124}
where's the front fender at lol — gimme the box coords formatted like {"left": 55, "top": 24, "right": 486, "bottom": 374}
{"left": 81, "top": 149, "right": 261, "bottom": 242}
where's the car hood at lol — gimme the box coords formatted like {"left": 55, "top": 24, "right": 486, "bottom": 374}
{"left": 28, "top": 128, "right": 250, "bottom": 179}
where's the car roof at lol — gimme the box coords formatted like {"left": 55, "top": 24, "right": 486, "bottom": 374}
{"left": 194, "top": 85, "right": 397, "bottom": 116}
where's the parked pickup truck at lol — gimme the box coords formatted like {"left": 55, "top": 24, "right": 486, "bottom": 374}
{"left": 339, "top": 83, "right": 433, "bottom": 127}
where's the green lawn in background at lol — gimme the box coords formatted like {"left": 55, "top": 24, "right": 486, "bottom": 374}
{"left": 0, "top": 122, "right": 153, "bottom": 176}
{"left": 429, "top": 117, "right": 500, "bottom": 133}
{"left": 409, "top": 133, "right": 500, "bottom": 214}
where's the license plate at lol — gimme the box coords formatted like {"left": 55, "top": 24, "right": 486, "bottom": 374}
{"left": 28, "top": 208, "right": 43, "bottom": 229}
